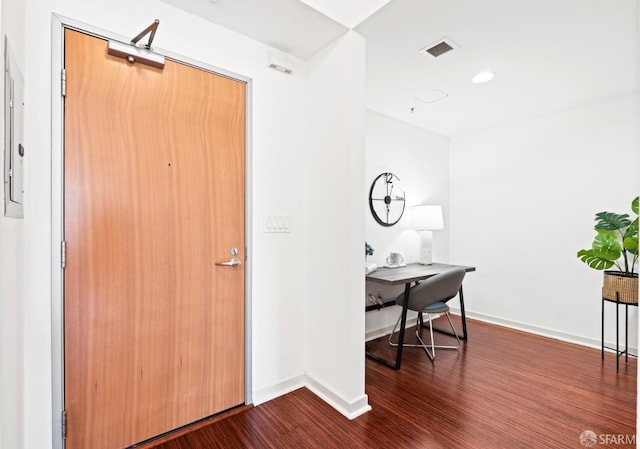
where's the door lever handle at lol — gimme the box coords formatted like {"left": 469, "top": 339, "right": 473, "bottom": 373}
{"left": 216, "top": 257, "right": 241, "bottom": 266}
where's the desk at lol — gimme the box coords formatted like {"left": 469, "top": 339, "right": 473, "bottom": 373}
{"left": 366, "top": 263, "right": 476, "bottom": 370}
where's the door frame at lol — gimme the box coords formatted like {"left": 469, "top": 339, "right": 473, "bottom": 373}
{"left": 50, "top": 14, "right": 253, "bottom": 449}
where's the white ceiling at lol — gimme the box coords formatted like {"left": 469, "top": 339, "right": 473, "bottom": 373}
{"left": 357, "top": 0, "right": 639, "bottom": 136}
{"left": 159, "top": 0, "right": 350, "bottom": 59}
{"left": 161, "top": 0, "right": 639, "bottom": 137}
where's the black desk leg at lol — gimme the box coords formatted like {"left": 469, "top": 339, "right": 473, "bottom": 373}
{"left": 459, "top": 285, "right": 468, "bottom": 340}
{"left": 428, "top": 285, "right": 468, "bottom": 340}
{"left": 365, "top": 282, "right": 410, "bottom": 370}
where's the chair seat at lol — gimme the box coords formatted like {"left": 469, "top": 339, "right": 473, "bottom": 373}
{"left": 423, "top": 301, "right": 449, "bottom": 314}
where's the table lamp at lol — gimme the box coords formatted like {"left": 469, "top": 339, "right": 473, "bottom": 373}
{"left": 412, "top": 205, "right": 444, "bottom": 265}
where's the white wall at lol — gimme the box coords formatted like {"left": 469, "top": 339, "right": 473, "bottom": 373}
{"left": 7, "top": 1, "right": 635, "bottom": 447}
{"left": 450, "top": 95, "right": 640, "bottom": 348}
{"left": 364, "top": 110, "right": 450, "bottom": 338}
{"left": 304, "top": 31, "right": 370, "bottom": 418}
{"left": 8, "top": 0, "right": 367, "bottom": 448}
{"left": 0, "top": 1, "right": 25, "bottom": 449}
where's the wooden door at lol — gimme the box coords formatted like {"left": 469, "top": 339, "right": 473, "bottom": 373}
{"left": 63, "top": 29, "right": 245, "bottom": 449}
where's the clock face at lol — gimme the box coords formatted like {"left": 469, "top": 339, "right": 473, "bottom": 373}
{"left": 369, "top": 172, "right": 406, "bottom": 227}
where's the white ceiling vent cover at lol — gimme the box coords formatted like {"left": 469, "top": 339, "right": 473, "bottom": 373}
{"left": 415, "top": 90, "right": 449, "bottom": 104}
{"left": 419, "top": 36, "right": 460, "bottom": 59}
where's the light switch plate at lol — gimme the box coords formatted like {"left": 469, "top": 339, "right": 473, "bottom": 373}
{"left": 265, "top": 215, "right": 291, "bottom": 233}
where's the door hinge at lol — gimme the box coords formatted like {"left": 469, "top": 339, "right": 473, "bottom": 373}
{"left": 61, "top": 69, "right": 66, "bottom": 97}
{"left": 61, "top": 240, "right": 66, "bottom": 268}
{"left": 62, "top": 410, "right": 67, "bottom": 439}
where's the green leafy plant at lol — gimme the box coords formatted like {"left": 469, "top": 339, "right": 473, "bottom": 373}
{"left": 577, "top": 196, "right": 639, "bottom": 274}
{"left": 365, "top": 242, "right": 374, "bottom": 257}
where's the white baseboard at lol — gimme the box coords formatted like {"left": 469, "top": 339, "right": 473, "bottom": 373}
{"left": 252, "top": 375, "right": 306, "bottom": 406}
{"left": 305, "top": 375, "right": 371, "bottom": 419}
{"left": 451, "top": 308, "right": 638, "bottom": 355}
{"left": 365, "top": 316, "right": 419, "bottom": 342}
{"left": 256, "top": 309, "right": 636, "bottom": 424}
{"left": 252, "top": 374, "right": 371, "bottom": 420}
{"left": 366, "top": 307, "right": 637, "bottom": 355}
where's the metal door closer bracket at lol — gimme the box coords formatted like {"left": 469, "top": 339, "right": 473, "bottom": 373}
{"left": 107, "top": 19, "right": 165, "bottom": 69}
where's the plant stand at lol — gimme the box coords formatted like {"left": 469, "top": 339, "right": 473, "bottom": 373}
{"left": 601, "top": 291, "right": 638, "bottom": 370}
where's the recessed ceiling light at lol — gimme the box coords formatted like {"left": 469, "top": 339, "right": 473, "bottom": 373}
{"left": 472, "top": 71, "right": 495, "bottom": 84}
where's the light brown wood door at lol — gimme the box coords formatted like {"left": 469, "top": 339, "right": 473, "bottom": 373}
{"left": 63, "top": 29, "right": 245, "bottom": 449}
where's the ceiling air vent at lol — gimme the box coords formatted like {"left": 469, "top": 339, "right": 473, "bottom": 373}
{"left": 419, "top": 36, "right": 459, "bottom": 59}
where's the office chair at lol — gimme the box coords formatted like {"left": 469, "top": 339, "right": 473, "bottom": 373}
{"left": 389, "top": 267, "right": 466, "bottom": 360}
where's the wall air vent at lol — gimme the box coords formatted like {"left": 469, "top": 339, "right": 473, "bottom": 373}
{"left": 267, "top": 51, "right": 294, "bottom": 75}
{"left": 419, "top": 36, "right": 460, "bottom": 59}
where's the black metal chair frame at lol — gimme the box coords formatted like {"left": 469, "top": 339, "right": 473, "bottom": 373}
{"left": 389, "top": 304, "right": 461, "bottom": 360}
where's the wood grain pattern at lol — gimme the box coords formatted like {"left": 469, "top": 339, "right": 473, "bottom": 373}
{"left": 152, "top": 318, "right": 636, "bottom": 449}
{"left": 64, "top": 29, "right": 246, "bottom": 449}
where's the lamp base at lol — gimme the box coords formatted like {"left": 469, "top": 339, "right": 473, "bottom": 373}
{"left": 418, "top": 230, "right": 433, "bottom": 265}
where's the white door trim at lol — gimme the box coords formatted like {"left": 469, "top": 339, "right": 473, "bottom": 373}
{"left": 50, "top": 14, "right": 253, "bottom": 449}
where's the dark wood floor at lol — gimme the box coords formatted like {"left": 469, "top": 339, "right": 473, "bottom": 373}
{"left": 150, "top": 318, "right": 636, "bottom": 448}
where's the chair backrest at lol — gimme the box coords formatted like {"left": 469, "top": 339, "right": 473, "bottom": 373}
{"left": 395, "top": 268, "right": 466, "bottom": 312}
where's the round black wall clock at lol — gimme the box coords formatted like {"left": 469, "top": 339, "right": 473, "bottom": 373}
{"left": 369, "top": 172, "right": 406, "bottom": 227}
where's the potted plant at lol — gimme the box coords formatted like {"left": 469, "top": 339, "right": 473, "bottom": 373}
{"left": 365, "top": 242, "right": 374, "bottom": 258}
{"left": 577, "top": 196, "right": 639, "bottom": 303}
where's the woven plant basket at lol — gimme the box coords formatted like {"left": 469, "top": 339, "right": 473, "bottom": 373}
{"left": 602, "top": 271, "right": 639, "bottom": 304}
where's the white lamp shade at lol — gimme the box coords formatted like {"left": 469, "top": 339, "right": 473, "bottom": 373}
{"left": 412, "top": 205, "right": 444, "bottom": 230}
